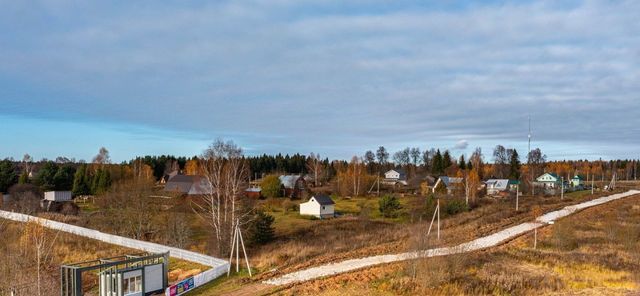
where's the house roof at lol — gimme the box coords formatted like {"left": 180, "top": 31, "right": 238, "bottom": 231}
{"left": 572, "top": 175, "right": 584, "bottom": 180}
{"left": 537, "top": 172, "right": 560, "bottom": 181}
{"left": 164, "top": 175, "right": 212, "bottom": 195}
{"left": 439, "top": 176, "right": 463, "bottom": 187}
{"left": 485, "top": 179, "right": 509, "bottom": 190}
{"left": 279, "top": 175, "right": 302, "bottom": 189}
{"left": 385, "top": 169, "right": 407, "bottom": 180}
{"left": 311, "top": 195, "right": 335, "bottom": 205}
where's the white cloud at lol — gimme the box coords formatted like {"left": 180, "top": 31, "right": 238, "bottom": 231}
{"left": 0, "top": 0, "right": 639, "bottom": 159}
{"left": 454, "top": 140, "right": 469, "bottom": 150}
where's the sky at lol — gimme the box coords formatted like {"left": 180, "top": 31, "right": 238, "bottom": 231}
{"left": 1, "top": 0, "right": 639, "bottom": 162}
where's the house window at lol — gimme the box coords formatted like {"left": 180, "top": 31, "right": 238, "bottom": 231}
{"left": 322, "top": 206, "right": 325, "bottom": 210}
{"left": 123, "top": 275, "right": 142, "bottom": 295}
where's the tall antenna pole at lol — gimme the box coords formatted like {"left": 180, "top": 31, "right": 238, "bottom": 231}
{"left": 528, "top": 115, "right": 531, "bottom": 155}
{"left": 528, "top": 115, "right": 534, "bottom": 196}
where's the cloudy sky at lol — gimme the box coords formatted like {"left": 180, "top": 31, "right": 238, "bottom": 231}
{"left": 1, "top": 0, "right": 639, "bottom": 162}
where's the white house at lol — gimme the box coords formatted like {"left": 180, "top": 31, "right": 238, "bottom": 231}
{"left": 536, "top": 173, "right": 562, "bottom": 188}
{"left": 299, "top": 195, "right": 335, "bottom": 219}
{"left": 485, "top": 179, "right": 519, "bottom": 196}
{"left": 570, "top": 175, "right": 585, "bottom": 188}
{"left": 44, "top": 191, "right": 72, "bottom": 202}
{"left": 383, "top": 169, "right": 408, "bottom": 186}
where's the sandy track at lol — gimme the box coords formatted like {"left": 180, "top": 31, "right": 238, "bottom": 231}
{"left": 264, "top": 190, "right": 640, "bottom": 286}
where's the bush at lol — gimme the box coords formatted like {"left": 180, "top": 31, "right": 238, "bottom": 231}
{"left": 379, "top": 195, "right": 401, "bottom": 218}
{"left": 444, "top": 199, "right": 469, "bottom": 215}
{"left": 261, "top": 175, "right": 282, "bottom": 198}
{"left": 250, "top": 211, "right": 275, "bottom": 245}
{"left": 60, "top": 202, "right": 80, "bottom": 216}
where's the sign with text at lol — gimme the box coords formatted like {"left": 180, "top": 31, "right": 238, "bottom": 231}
{"left": 166, "top": 277, "right": 195, "bottom": 296}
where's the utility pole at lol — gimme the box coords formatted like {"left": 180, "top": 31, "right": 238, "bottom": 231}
{"left": 227, "top": 219, "right": 252, "bottom": 277}
{"left": 561, "top": 177, "right": 564, "bottom": 200}
{"left": 516, "top": 184, "right": 520, "bottom": 211}
{"left": 591, "top": 174, "right": 595, "bottom": 195}
{"left": 426, "top": 199, "right": 441, "bottom": 241}
{"left": 437, "top": 198, "right": 440, "bottom": 240}
{"left": 465, "top": 177, "right": 469, "bottom": 206}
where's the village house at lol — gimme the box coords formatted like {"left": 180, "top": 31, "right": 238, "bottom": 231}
{"left": 164, "top": 175, "right": 213, "bottom": 195}
{"left": 433, "top": 176, "right": 464, "bottom": 195}
{"left": 245, "top": 187, "right": 262, "bottom": 199}
{"left": 485, "top": 179, "right": 519, "bottom": 196}
{"left": 279, "top": 175, "right": 307, "bottom": 199}
{"left": 535, "top": 173, "right": 563, "bottom": 188}
{"left": 299, "top": 195, "right": 335, "bottom": 219}
{"left": 382, "top": 169, "right": 408, "bottom": 186}
{"left": 570, "top": 175, "right": 585, "bottom": 188}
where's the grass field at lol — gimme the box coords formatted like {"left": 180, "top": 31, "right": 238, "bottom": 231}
{"left": 275, "top": 193, "right": 640, "bottom": 295}
{"left": 187, "top": 189, "right": 637, "bottom": 295}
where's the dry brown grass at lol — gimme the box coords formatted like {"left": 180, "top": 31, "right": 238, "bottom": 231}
{"left": 0, "top": 218, "right": 207, "bottom": 295}
{"left": 271, "top": 193, "right": 640, "bottom": 296}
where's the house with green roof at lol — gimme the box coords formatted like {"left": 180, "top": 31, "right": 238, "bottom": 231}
{"left": 570, "top": 175, "right": 585, "bottom": 187}
{"left": 536, "top": 173, "right": 562, "bottom": 188}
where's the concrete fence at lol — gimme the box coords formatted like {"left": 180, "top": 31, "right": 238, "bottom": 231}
{"left": 0, "top": 210, "right": 230, "bottom": 294}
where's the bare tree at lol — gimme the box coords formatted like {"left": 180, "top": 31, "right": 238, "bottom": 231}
{"left": 376, "top": 146, "right": 389, "bottom": 165}
{"left": 410, "top": 147, "right": 421, "bottom": 166}
{"left": 306, "top": 153, "right": 325, "bottom": 187}
{"left": 193, "top": 139, "right": 251, "bottom": 256}
{"left": 22, "top": 153, "right": 33, "bottom": 175}
{"left": 165, "top": 213, "right": 192, "bottom": 248}
{"left": 93, "top": 147, "right": 111, "bottom": 164}
{"left": 97, "top": 180, "right": 160, "bottom": 239}
{"left": 20, "top": 220, "right": 64, "bottom": 296}
{"left": 422, "top": 148, "right": 436, "bottom": 173}
{"left": 393, "top": 147, "right": 411, "bottom": 166}
{"left": 492, "top": 145, "right": 508, "bottom": 178}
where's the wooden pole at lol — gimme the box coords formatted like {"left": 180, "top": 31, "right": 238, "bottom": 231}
{"left": 591, "top": 175, "right": 594, "bottom": 195}
{"left": 437, "top": 199, "right": 440, "bottom": 240}
{"left": 534, "top": 228, "right": 537, "bottom": 249}
{"left": 236, "top": 224, "right": 240, "bottom": 272}
{"left": 427, "top": 202, "right": 438, "bottom": 237}
{"left": 237, "top": 220, "right": 252, "bottom": 277}
{"left": 227, "top": 222, "right": 238, "bottom": 276}
{"left": 516, "top": 184, "right": 519, "bottom": 211}
{"left": 561, "top": 177, "right": 564, "bottom": 200}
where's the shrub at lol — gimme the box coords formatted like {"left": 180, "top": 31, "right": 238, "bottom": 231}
{"left": 444, "top": 199, "right": 469, "bottom": 215}
{"left": 261, "top": 175, "right": 282, "bottom": 198}
{"left": 60, "top": 202, "right": 80, "bottom": 216}
{"left": 379, "top": 195, "right": 401, "bottom": 218}
{"left": 282, "top": 199, "right": 298, "bottom": 213}
{"left": 249, "top": 211, "right": 276, "bottom": 245}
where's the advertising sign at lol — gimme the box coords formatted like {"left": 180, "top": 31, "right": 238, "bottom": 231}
{"left": 166, "top": 277, "right": 195, "bottom": 296}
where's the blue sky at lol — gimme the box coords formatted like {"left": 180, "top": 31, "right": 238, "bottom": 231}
{"left": 1, "top": 0, "right": 639, "bottom": 162}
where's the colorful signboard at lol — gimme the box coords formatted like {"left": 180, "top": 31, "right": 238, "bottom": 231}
{"left": 166, "top": 277, "right": 195, "bottom": 296}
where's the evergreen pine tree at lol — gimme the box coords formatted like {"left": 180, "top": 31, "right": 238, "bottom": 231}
{"left": 97, "top": 169, "right": 111, "bottom": 194}
{"left": 459, "top": 155, "right": 467, "bottom": 170}
{"left": 443, "top": 150, "right": 453, "bottom": 172}
{"left": 509, "top": 149, "right": 521, "bottom": 179}
{"left": 250, "top": 211, "right": 275, "bottom": 245}
{"left": 72, "top": 165, "right": 91, "bottom": 195}
{"left": 433, "top": 149, "right": 444, "bottom": 175}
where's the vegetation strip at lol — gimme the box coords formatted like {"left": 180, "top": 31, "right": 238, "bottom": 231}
{"left": 264, "top": 190, "right": 640, "bottom": 286}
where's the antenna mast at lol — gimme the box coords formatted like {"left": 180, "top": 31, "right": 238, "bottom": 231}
{"left": 528, "top": 115, "right": 531, "bottom": 155}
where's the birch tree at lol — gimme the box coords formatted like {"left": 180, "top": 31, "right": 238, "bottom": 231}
{"left": 193, "top": 139, "right": 251, "bottom": 256}
{"left": 306, "top": 153, "right": 324, "bottom": 187}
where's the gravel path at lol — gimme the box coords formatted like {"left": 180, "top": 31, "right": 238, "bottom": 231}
{"left": 264, "top": 190, "right": 640, "bottom": 286}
